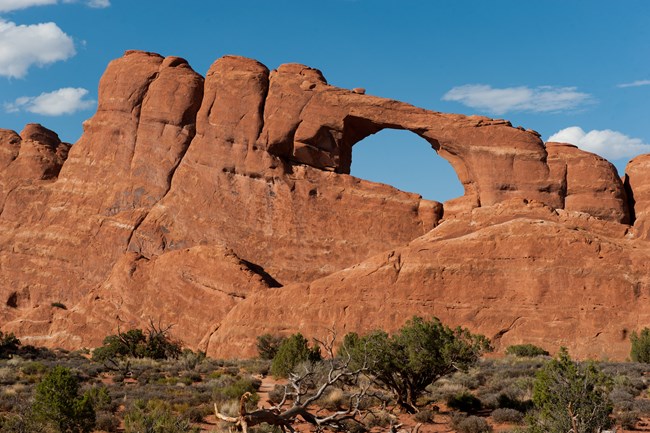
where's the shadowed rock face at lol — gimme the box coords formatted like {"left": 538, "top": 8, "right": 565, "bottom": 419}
{"left": 0, "top": 50, "right": 649, "bottom": 359}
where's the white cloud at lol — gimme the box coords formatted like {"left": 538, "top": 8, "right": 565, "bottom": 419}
{"left": 442, "top": 84, "right": 593, "bottom": 115}
{"left": 62, "top": 0, "right": 110, "bottom": 8}
{"left": 617, "top": 80, "right": 650, "bottom": 88}
{"left": 5, "top": 87, "right": 95, "bottom": 115}
{"left": 548, "top": 126, "right": 650, "bottom": 161}
{"left": 0, "top": 0, "right": 56, "bottom": 12}
{"left": 0, "top": 18, "right": 75, "bottom": 78}
{"left": 0, "top": 0, "right": 109, "bottom": 11}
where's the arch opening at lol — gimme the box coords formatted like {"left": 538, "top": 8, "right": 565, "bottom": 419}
{"left": 349, "top": 128, "right": 464, "bottom": 202}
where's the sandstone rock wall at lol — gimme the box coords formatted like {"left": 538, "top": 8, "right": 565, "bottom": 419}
{"left": 1, "top": 50, "right": 649, "bottom": 358}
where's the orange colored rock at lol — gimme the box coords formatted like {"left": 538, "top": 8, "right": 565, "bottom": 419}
{"left": 547, "top": 142, "right": 629, "bottom": 223}
{"left": 625, "top": 154, "right": 650, "bottom": 239}
{"left": 210, "top": 200, "right": 647, "bottom": 360}
{"left": 1, "top": 50, "right": 650, "bottom": 359}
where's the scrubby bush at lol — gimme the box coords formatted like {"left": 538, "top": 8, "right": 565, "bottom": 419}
{"left": 491, "top": 408, "right": 524, "bottom": 424}
{"left": 256, "top": 334, "right": 286, "bottom": 360}
{"left": 92, "top": 323, "right": 182, "bottom": 362}
{"left": 616, "top": 410, "right": 639, "bottom": 430}
{"left": 630, "top": 327, "right": 650, "bottom": 363}
{"left": 0, "top": 331, "right": 20, "bottom": 359}
{"left": 32, "top": 365, "right": 96, "bottom": 433}
{"left": 451, "top": 414, "right": 492, "bottom": 433}
{"left": 413, "top": 408, "right": 436, "bottom": 423}
{"left": 344, "top": 316, "right": 491, "bottom": 413}
{"left": 528, "top": 348, "right": 612, "bottom": 433}
{"left": 505, "top": 344, "right": 549, "bottom": 358}
{"left": 270, "top": 333, "right": 321, "bottom": 377}
{"left": 447, "top": 391, "right": 482, "bottom": 413}
{"left": 123, "top": 399, "right": 198, "bottom": 433}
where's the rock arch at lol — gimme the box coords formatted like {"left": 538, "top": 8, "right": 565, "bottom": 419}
{"left": 258, "top": 63, "right": 563, "bottom": 212}
{"left": 349, "top": 127, "right": 464, "bottom": 202}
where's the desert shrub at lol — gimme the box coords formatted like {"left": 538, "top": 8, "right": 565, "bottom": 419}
{"left": 180, "top": 349, "right": 205, "bottom": 370}
{"left": 413, "top": 408, "right": 436, "bottom": 423}
{"left": 32, "top": 365, "right": 96, "bottom": 433}
{"left": 616, "top": 410, "right": 639, "bottom": 430}
{"left": 505, "top": 344, "right": 549, "bottom": 358}
{"left": 447, "top": 391, "right": 482, "bottom": 413}
{"left": 123, "top": 399, "right": 198, "bottom": 433}
{"left": 451, "top": 414, "right": 492, "bottom": 433}
{"left": 256, "top": 334, "right": 286, "bottom": 360}
{"left": 633, "top": 398, "right": 650, "bottom": 414}
{"left": 528, "top": 348, "right": 612, "bottom": 433}
{"left": 270, "top": 333, "right": 321, "bottom": 377}
{"left": 609, "top": 388, "right": 634, "bottom": 410}
{"left": 211, "top": 375, "right": 260, "bottom": 403}
{"left": 0, "top": 331, "right": 20, "bottom": 359}
{"left": 268, "top": 384, "right": 286, "bottom": 404}
{"left": 362, "top": 410, "right": 393, "bottom": 428}
{"left": 84, "top": 385, "right": 112, "bottom": 412}
{"left": 491, "top": 408, "right": 524, "bottom": 424}
{"left": 51, "top": 302, "right": 67, "bottom": 310}
{"left": 630, "top": 327, "right": 650, "bottom": 363}
{"left": 92, "top": 323, "right": 182, "bottom": 362}
{"left": 345, "top": 316, "right": 491, "bottom": 413}
{"left": 95, "top": 411, "right": 120, "bottom": 432}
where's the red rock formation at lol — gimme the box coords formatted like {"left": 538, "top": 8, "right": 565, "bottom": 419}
{"left": 547, "top": 142, "right": 629, "bottom": 223}
{"left": 1, "top": 50, "right": 649, "bottom": 359}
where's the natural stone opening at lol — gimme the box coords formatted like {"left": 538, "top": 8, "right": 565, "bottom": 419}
{"left": 350, "top": 128, "right": 464, "bottom": 202}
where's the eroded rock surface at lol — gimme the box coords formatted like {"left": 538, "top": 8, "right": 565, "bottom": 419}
{"left": 1, "top": 50, "right": 649, "bottom": 359}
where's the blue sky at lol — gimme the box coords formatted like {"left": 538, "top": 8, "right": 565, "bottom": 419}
{"left": 1, "top": 1, "right": 649, "bottom": 202}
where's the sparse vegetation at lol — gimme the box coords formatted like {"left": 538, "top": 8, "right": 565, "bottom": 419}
{"left": 630, "top": 327, "right": 650, "bottom": 363}
{"left": 0, "top": 327, "right": 647, "bottom": 433}
{"left": 0, "top": 331, "right": 20, "bottom": 359}
{"left": 344, "top": 316, "right": 491, "bottom": 412}
{"left": 31, "top": 365, "right": 96, "bottom": 433}
{"left": 269, "top": 332, "right": 321, "bottom": 377}
{"left": 528, "top": 347, "right": 613, "bottom": 433}
{"left": 505, "top": 343, "right": 549, "bottom": 358}
{"left": 92, "top": 321, "right": 182, "bottom": 362}
{"left": 256, "top": 333, "right": 286, "bottom": 360}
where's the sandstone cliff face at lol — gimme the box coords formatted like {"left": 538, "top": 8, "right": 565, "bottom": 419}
{"left": 1, "top": 50, "right": 649, "bottom": 359}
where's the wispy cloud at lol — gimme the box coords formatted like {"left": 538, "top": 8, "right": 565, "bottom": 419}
{"left": 548, "top": 126, "right": 650, "bottom": 161}
{"left": 63, "top": 0, "right": 110, "bottom": 8}
{"left": 0, "top": 0, "right": 56, "bottom": 12}
{"left": 442, "top": 84, "right": 593, "bottom": 115}
{"left": 617, "top": 80, "right": 650, "bottom": 88}
{"left": 5, "top": 87, "right": 95, "bottom": 115}
{"left": 0, "top": 0, "right": 109, "bottom": 11}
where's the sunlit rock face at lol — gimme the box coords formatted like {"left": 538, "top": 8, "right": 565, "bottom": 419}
{"left": 0, "top": 50, "right": 648, "bottom": 360}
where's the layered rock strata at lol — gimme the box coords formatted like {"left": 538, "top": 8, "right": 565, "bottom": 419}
{"left": 1, "top": 50, "right": 649, "bottom": 359}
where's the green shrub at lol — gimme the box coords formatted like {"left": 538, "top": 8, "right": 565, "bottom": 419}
{"left": 630, "top": 327, "right": 650, "bottom": 363}
{"left": 270, "top": 333, "right": 321, "bottom": 377}
{"left": 505, "top": 344, "right": 549, "bottom": 358}
{"left": 256, "top": 334, "right": 286, "bottom": 360}
{"left": 344, "top": 316, "right": 491, "bottom": 413}
{"left": 528, "top": 348, "right": 612, "bottom": 433}
{"left": 124, "top": 399, "right": 198, "bottom": 433}
{"left": 0, "top": 331, "right": 20, "bottom": 359}
{"left": 32, "top": 365, "right": 96, "bottom": 433}
{"left": 92, "top": 323, "right": 182, "bottom": 362}
{"left": 95, "top": 411, "right": 120, "bottom": 432}
{"left": 212, "top": 376, "right": 260, "bottom": 403}
{"left": 447, "top": 391, "right": 482, "bottom": 413}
